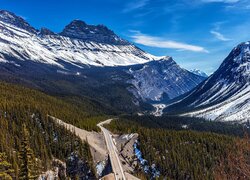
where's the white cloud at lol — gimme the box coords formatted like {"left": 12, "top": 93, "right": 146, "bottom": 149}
{"left": 123, "top": 0, "right": 149, "bottom": 13}
{"left": 210, "top": 30, "right": 232, "bottom": 41}
{"left": 130, "top": 31, "right": 208, "bottom": 53}
{"left": 201, "top": 0, "right": 240, "bottom": 3}
{"left": 225, "top": 0, "right": 250, "bottom": 9}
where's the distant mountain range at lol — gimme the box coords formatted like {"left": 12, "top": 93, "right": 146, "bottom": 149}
{"left": 128, "top": 57, "right": 205, "bottom": 102}
{"left": 1, "top": 9, "right": 250, "bottom": 122}
{"left": 167, "top": 41, "right": 250, "bottom": 123}
{"left": 0, "top": 10, "right": 158, "bottom": 67}
{"left": 0, "top": 10, "right": 205, "bottom": 112}
{"left": 190, "top": 69, "right": 208, "bottom": 77}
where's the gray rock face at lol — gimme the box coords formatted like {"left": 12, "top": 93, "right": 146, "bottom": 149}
{"left": 0, "top": 11, "right": 156, "bottom": 67}
{"left": 60, "top": 20, "right": 130, "bottom": 45}
{"left": 0, "top": 10, "right": 206, "bottom": 108}
{"left": 175, "top": 41, "right": 250, "bottom": 107}
{"left": 39, "top": 28, "right": 56, "bottom": 36}
{"left": 167, "top": 41, "right": 250, "bottom": 122}
{"left": 127, "top": 57, "right": 206, "bottom": 102}
{"left": 0, "top": 10, "right": 37, "bottom": 33}
{"left": 190, "top": 69, "right": 208, "bottom": 77}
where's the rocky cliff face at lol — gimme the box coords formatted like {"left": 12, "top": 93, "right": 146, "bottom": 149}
{"left": 0, "top": 10, "right": 158, "bottom": 68}
{"left": 190, "top": 69, "right": 208, "bottom": 77}
{"left": 60, "top": 20, "right": 130, "bottom": 45}
{"left": 0, "top": 10, "right": 206, "bottom": 111}
{"left": 127, "top": 57, "right": 206, "bottom": 102}
{"left": 167, "top": 41, "right": 250, "bottom": 122}
{"left": 0, "top": 10, "right": 37, "bottom": 33}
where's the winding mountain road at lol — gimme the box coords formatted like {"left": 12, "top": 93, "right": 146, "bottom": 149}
{"left": 97, "top": 120, "right": 126, "bottom": 180}
{"left": 50, "top": 116, "right": 133, "bottom": 180}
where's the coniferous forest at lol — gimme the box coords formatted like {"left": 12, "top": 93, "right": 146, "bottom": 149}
{"left": 1, "top": 80, "right": 250, "bottom": 179}
{"left": 106, "top": 116, "right": 250, "bottom": 179}
{"left": 0, "top": 82, "right": 99, "bottom": 179}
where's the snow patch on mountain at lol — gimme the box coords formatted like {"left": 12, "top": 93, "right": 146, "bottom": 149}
{"left": 0, "top": 10, "right": 37, "bottom": 33}
{"left": 190, "top": 69, "right": 208, "bottom": 77}
{"left": 173, "top": 41, "right": 250, "bottom": 123}
{"left": 127, "top": 57, "right": 206, "bottom": 102}
{"left": 184, "top": 85, "right": 250, "bottom": 122}
{"left": 151, "top": 104, "right": 166, "bottom": 116}
{"left": 0, "top": 10, "right": 159, "bottom": 69}
{"left": 60, "top": 20, "right": 130, "bottom": 45}
{"left": 0, "top": 10, "right": 206, "bottom": 106}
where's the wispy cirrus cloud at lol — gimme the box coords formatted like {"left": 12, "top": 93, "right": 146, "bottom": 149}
{"left": 200, "top": 0, "right": 240, "bottom": 3}
{"left": 200, "top": 0, "right": 250, "bottom": 10}
{"left": 130, "top": 31, "right": 208, "bottom": 53}
{"left": 210, "top": 30, "right": 232, "bottom": 41}
{"left": 122, "top": 0, "right": 150, "bottom": 13}
{"left": 225, "top": 0, "right": 250, "bottom": 9}
{"left": 210, "top": 22, "right": 232, "bottom": 41}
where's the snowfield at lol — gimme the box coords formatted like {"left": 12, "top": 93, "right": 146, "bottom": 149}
{"left": 175, "top": 41, "right": 250, "bottom": 123}
{"left": 0, "top": 12, "right": 160, "bottom": 69}
{"left": 151, "top": 104, "right": 167, "bottom": 116}
{"left": 0, "top": 10, "right": 206, "bottom": 104}
{"left": 184, "top": 85, "right": 250, "bottom": 122}
{"left": 127, "top": 58, "right": 205, "bottom": 102}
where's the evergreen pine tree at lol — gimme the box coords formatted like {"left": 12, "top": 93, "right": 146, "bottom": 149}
{"left": 0, "top": 152, "right": 14, "bottom": 180}
{"left": 19, "top": 124, "right": 39, "bottom": 180}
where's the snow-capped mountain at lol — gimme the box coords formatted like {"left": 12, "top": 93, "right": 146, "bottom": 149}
{"left": 0, "top": 10, "right": 37, "bottom": 33}
{"left": 127, "top": 57, "right": 206, "bottom": 102}
{"left": 0, "top": 10, "right": 158, "bottom": 68}
{"left": 60, "top": 20, "right": 129, "bottom": 45}
{"left": 190, "top": 69, "right": 208, "bottom": 77}
{"left": 167, "top": 41, "right": 250, "bottom": 122}
{"left": 0, "top": 10, "right": 206, "bottom": 111}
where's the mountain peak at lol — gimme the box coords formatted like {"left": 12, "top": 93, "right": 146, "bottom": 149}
{"left": 217, "top": 41, "right": 250, "bottom": 84}
{"left": 66, "top": 19, "right": 88, "bottom": 28}
{"left": 39, "top": 27, "right": 56, "bottom": 36}
{"left": 233, "top": 41, "right": 250, "bottom": 63}
{"left": 190, "top": 69, "right": 208, "bottom": 77}
{"left": 60, "top": 20, "right": 130, "bottom": 45}
{"left": 167, "top": 41, "right": 250, "bottom": 122}
{"left": 0, "top": 10, "right": 37, "bottom": 33}
{"left": 159, "top": 56, "right": 171, "bottom": 61}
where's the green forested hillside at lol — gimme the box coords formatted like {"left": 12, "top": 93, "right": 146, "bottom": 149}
{"left": 0, "top": 82, "right": 101, "bottom": 179}
{"left": 0, "top": 82, "right": 109, "bottom": 131}
{"left": 107, "top": 117, "right": 250, "bottom": 179}
{"left": 118, "top": 115, "right": 250, "bottom": 137}
{"left": 1, "top": 80, "right": 250, "bottom": 179}
{"left": 0, "top": 63, "right": 151, "bottom": 114}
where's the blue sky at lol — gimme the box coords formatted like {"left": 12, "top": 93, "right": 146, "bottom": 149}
{"left": 1, "top": 0, "right": 250, "bottom": 74}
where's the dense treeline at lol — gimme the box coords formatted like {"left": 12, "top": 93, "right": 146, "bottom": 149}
{"left": 0, "top": 82, "right": 108, "bottom": 131}
{"left": 0, "top": 82, "right": 96, "bottom": 178}
{"left": 1, "top": 112, "right": 94, "bottom": 178}
{"left": 120, "top": 115, "right": 250, "bottom": 137}
{"left": 0, "top": 63, "right": 150, "bottom": 113}
{"left": 107, "top": 117, "right": 250, "bottom": 179}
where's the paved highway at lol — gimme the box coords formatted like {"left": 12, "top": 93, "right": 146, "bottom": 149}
{"left": 98, "top": 120, "right": 126, "bottom": 180}
{"left": 51, "top": 116, "right": 129, "bottom": 180}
